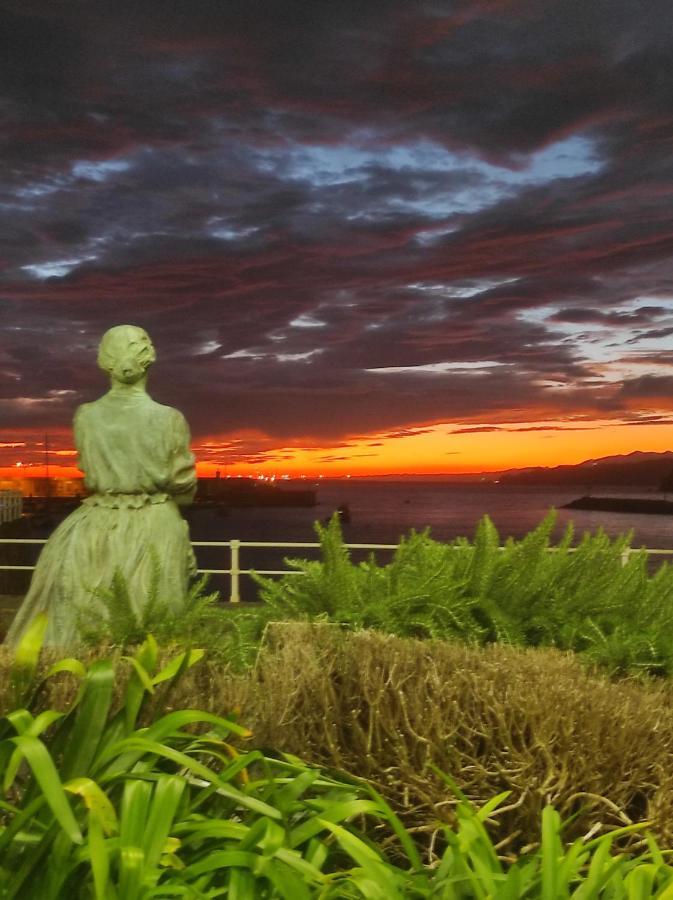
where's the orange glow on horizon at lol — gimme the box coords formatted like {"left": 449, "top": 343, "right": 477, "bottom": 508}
{"left": 192, "top": 419, "right": 673, "bottom": 476}
{"left": 2, "top": 417, "right": 673, "bottom": 481}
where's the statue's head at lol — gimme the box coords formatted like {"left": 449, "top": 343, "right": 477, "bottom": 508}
{"left": 97, "top": 325, "right": 156, "bottom": 384}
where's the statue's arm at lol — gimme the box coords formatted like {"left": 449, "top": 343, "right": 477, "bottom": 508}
{"left": 169, "top": 410, "right": 197, "bottom": 506}
{"left": 73, "top": 404, "right": 93, "bottom": 491}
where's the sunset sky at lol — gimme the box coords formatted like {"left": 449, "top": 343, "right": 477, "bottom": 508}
{"left": 4, "top": 0, "right": 673, "bottom": 478}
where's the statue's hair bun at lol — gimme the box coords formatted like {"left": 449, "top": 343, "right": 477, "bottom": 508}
{"left": 97, "top": 325, "right": 156, "bottom": 373}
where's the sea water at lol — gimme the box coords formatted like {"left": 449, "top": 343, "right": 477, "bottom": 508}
{"left": 186, "top": 481, "right": 673, "bottom": 599}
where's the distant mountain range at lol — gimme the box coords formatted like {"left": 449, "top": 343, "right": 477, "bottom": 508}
{"left": 495, "top": 451, "right": 673, "bottom": 488}
{"left": 357, "top": 451, "right": 673, "bottom": 488}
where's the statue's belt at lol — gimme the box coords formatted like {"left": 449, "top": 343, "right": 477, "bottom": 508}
{"left": 82, "top": 492, "right": 171, "bottom": 509}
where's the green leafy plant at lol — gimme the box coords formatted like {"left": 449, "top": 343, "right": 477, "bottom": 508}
{"left": 254, "top": 511, "right": 673, "bottom": 677}
{"left": 76, "top": 563, "right": 218, "bottom": 644}
{"left": 75, "top": 511, "right": 673, "bottom": 677}
{"left": 0, "top": 626, "right": 403, "bottom": 898}
{"left": 4, "top": 626, "right": 673, "bottom": 898}
{"left": 336, "top": 773, "right": 673, "bottom": 899}
{"left": 76, "top": 569, "right": 271, "bottom": 668}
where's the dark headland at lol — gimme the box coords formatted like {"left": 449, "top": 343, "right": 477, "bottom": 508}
{"left": 562, "top": 495, "right": 673, "bottom": 515}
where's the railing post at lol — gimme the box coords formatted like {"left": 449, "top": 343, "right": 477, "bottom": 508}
{"left": 620, "top": 548, "right": 630, "bottom": 567}
{"left": 229, "top": 539, "right": 241, "bottom": 603}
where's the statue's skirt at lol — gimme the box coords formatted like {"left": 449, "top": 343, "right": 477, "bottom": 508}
{"left": 6, "top": 493, "right": 196, "bottom": 647}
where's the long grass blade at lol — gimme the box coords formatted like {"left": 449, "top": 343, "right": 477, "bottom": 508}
{"left": 101, "top": 737, "right": 281, "bottom": 818}
{"left": 290, "top": 799, "right": 383, "bottom": 847}
{"left": 97, "top": 709, "right": 250, "bottom": 779}
{"left": 9, "top": 613, "right": 47, "bottom": 708}
{"left": 364, "top": 782, "right": 424, "bottom": 871}
{"left": 60, "top": 659, "right": 115, "bottom": 779}
{"left": 319, "top": 820, "right": 404, "bottom": 899}
{"left": 259, "top": 857, "right": 313, "bottom": 900}
{"left": 151, "top": 649, "right": 205, "bottom": 685}
{"left": 119, "top": 779, "right": 152, "bottom": 850}
{"left": 6, "top": 735, "right": 82, "bottom": 844}
{"left": 44, "top": 658, "right": 87, "bottom": 681}
{"left": 65, "top": 777, "right": 118, "bottom": 836}
{"left": 142, "top": 775, "right": 185, "bottom": 871}
{"left": 87, "top": 811, "right": 112, "bottom": 900}
{"left": 541, "top": 805, "right": 561, "bottom": 900}
{"left": 118, "top": 846, "right": 145, "bottom": 900}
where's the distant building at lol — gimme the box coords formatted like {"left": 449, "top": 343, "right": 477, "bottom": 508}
{"left": 0, "top": 490, "right": 22, "bottom": 524}
{"left": 0, "top": 477, "right": 85, "bottom": 498}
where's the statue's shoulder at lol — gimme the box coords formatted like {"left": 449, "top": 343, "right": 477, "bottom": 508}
{"left": 73, "top": 400, "right": 96, "bottom": 421}
{"left": 147, "top": 399, "right": 189, "bottom": 432}
{"left": 149, "top": 398, "right": 184, "bottom": 419}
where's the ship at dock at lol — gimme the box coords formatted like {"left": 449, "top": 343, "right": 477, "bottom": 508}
{"left": 195, "top": 476, "right": 317, "bottom": 509}
{"left": 2, "top": 476, "right": 318, "bottom": 526}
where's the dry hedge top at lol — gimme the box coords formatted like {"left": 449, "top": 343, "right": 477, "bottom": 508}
{"left": 246, "top": 625, "right": 673, "bottom": 855}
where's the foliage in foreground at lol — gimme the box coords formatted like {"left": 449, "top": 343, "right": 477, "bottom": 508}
{"left": 8, "top": 629, "right": 673, "bottom": 854}
{"left": 76, "top": 569, "right": 265, "bottom": 669}
{"left": 77, "top": 510, "right": 673, "bottom": 678}
{"left": 0, "top": 617, "right": 401, "bottom": 898}
{"left": 254, "top": 510, "right": 673, "bottom": 677}
{"left": 4, "top": 626, "right": 673, "bottom": 898}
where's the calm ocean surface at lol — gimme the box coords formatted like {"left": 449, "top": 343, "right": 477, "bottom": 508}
{"left": 185, "top": 482, "right": 673, "bottom": 597}
{"left": 6, "top": 482, "right": 673, "bottom": 600}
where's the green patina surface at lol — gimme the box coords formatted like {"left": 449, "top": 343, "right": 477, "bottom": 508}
{"left": 6, "top": 326, "right": 197, "bottom": 647}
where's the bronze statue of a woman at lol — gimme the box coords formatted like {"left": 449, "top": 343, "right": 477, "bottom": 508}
{"left": 6, "top": 325, "right": 197, "bottom": 646}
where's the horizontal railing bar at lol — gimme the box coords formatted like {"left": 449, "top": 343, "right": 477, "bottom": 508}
{"left": 3, "top": 537, "right": 673, "bottom": 552}
{"left": 2, "top": 539, "right": 673, "bottom": 552}
{"left": 195, "top": 569, "right": 304, "bottom": 575}
{"left": 182, "top": 541, "right": 402, "bottom": 549}
{"left": 233, "top": 541, "right": 400, "bottom": 549}
{"left": 239, "top": 541, "right": 320, "bottom": 547}
{"left": 341, "top": 543, "right": 399, "bottom": 550}
{"left": 0, "top": 539, "right": 48, "bottom": 544}
{"left": 191, "top": 541, "right": 234, "bottom": 547}
{"left": 244, "top": 569, "right": 305, "bottom": 575}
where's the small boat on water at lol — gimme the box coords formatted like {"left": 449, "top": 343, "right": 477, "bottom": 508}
{"left": 337, "top": 503, "right": 351, "bottom": 524}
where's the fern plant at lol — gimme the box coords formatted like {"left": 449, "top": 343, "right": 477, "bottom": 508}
{"left": 76, "top": 569, "right": 271, "bottom": 669}
{"left": 74, "top": 510, "right": 673, "bottom": 677}
{"left": 254, "top": 511, "right": 673, "bottom": 678}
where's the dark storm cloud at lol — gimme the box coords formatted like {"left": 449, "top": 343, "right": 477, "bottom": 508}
{"left": 627, "top": 327, "right": 673, "bottom": 344}
{"left": 618, "top": 375, "right": 673, "bottom": 401}
{"left": 615, "top": 416, "right": 673, "bottom": 427}
{"left": 620, "top": 353, "right": 673, "bottom": 366}
{"left": 450, "top": 424, "right": 596, "bottom": 434}
{"left": 549, "top": 307, "right": 669, "bottom": 326}
{"left": 4, "top": 0, "right": 673, "bottom": 461}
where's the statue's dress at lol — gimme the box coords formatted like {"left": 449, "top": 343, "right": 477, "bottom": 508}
{"left": 6, "top": 389, "right": 197, "bottom": 646}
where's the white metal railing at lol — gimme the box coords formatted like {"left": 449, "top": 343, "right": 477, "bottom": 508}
{"left": 0, "top": 492, "right": 22, "bottom": 525}
{"left": 0, "top": 538, "right": 399, "bottom": 603}
{"left": 1, "top": 537, "right": 673, "bottom": 603}
{"left": 192, "top": 539, "right": 400, "bottom": 602}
